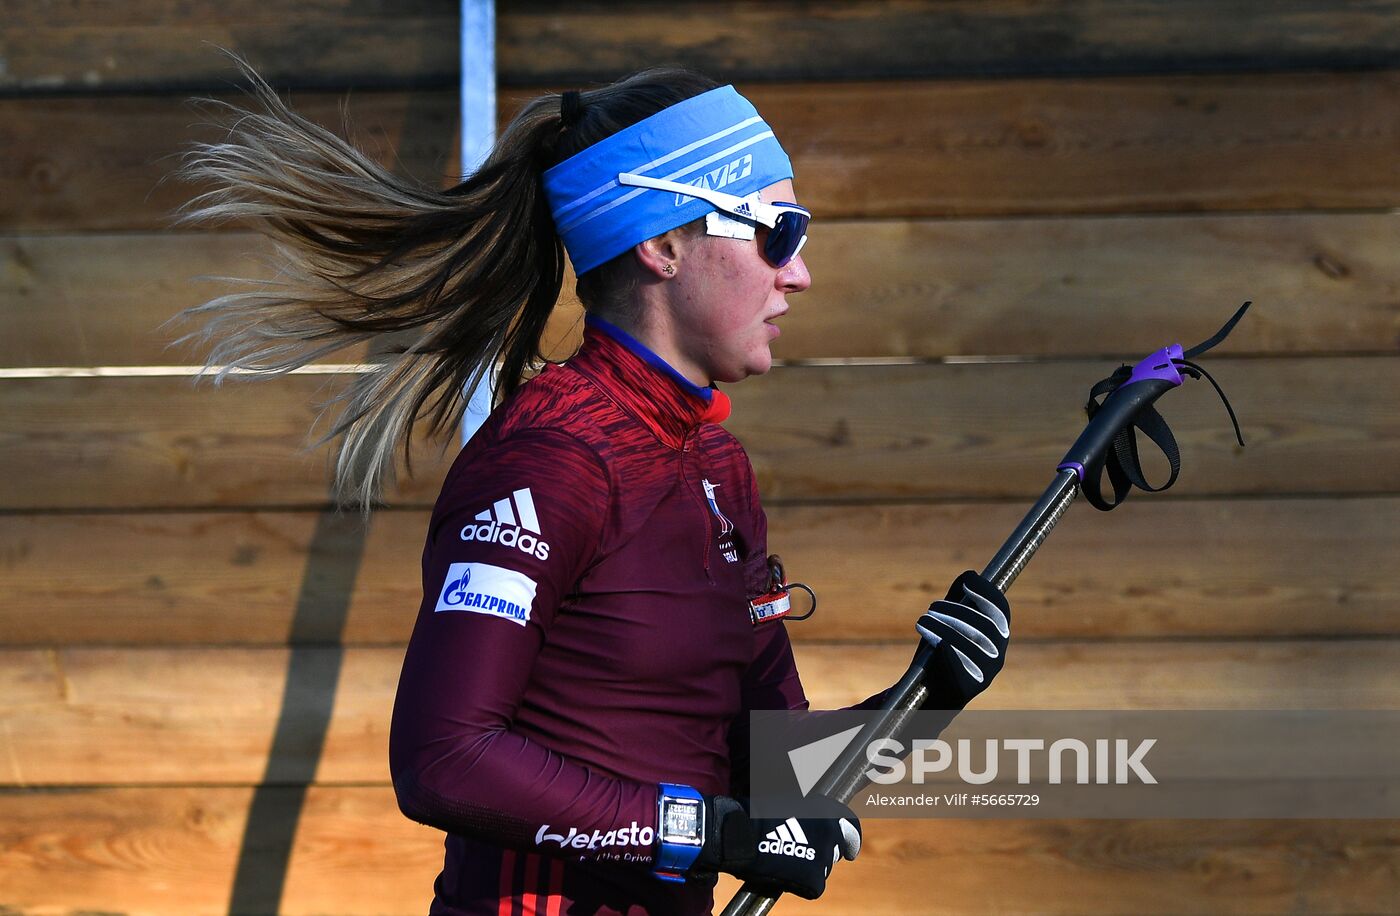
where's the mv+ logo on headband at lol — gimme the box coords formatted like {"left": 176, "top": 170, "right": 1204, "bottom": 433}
{"left": 673, "top": 154, "right": 754, "bottom": 206}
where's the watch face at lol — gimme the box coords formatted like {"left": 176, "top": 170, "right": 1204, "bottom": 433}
{"left": 661, "top": 798, "right": 703, "bottom": 844}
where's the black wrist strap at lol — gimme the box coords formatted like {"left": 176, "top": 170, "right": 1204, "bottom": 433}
{"left": 1081, "top": 302, "right": 1249, "bottom": 512}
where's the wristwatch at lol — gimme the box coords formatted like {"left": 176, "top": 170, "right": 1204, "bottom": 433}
{"left": 653, "top": 783, "right": 705, "bottom": 882}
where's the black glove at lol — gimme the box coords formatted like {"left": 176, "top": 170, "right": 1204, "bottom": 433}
{"left": 916, "top": 570, "right": 1011, "bottom": 710}
{"left": 691, "top": 795, "right": 860, "bottom": 900}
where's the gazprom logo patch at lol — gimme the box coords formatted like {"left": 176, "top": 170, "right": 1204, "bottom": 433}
{"left": 434, "top": 562, "right": 537, "bottom": 626}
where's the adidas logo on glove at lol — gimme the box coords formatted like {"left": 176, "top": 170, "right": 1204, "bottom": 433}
{"left": 758, "top": 818, "right": 816, "bottom": 860}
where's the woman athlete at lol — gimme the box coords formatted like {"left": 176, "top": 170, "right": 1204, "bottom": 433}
{"left": 176, "top": 66, "right": 1012, "bottom": 915}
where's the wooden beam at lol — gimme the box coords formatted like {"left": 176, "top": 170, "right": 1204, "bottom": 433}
{"left": 3, "top": 232, "right": 296, "bottom": 369}
{"left": 793, "top": 641, "right": 1400, "bottom": 713}
{"left": 2, "top": 642, "right": 1397, "bottom": 786}
{"left": 3, "top": 356, "right": 1396, "bottom": 509}
{"left": 497, "top": 1, "right": 1400, "bottom": 84}
{"left": 3, "top": 497, "right": 1398, "bottom": 645}
{"left": 757, "top": 72, "right": 1400, "bottom": 219}
{"left": 2, "top": 12, "right": 461, "bottom": 95}
{"left": 764, "top": 496, "right": 1400, "bottom": 641}
{"left": 0, "top": 90, "right": 460, "bottom": 232}
{"left": 0, "top": 232, "right": 585, "bottom": 369}
{"left": 727, "top": 355, "right": 1400, "bottom": 502}
{"left": 7, "top": 213, "right": 1397, "bottom": 367}
{"left": 0, "top": 373, "right": 456, "bottom": 509}
{"left": 8, "top": 1, "right": 1400, "bottom": 92}
{"left": 2, "top": 785, "right": 1395, "bottom": 914}
{"left": 773, "top": 213, "right": 1400, "bottom": 360}
{"left": 7, "top": 70, "right": 1400, "bottom": 230}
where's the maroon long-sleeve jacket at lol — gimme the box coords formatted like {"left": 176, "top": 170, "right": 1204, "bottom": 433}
{"left": 389, "top": 316, "right": 808, "bottom": 915}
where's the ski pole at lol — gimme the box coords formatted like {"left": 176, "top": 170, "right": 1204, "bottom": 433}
{"left": 719, "top": 468, "right": 1076, "bottom": 916}
{"left": 720, "top": 303, "right": 1251, "bottom": 916}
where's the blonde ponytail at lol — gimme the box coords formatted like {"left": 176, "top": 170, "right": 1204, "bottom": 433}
{"left": 170, "top": 58, "right": 717, "bottom": 511}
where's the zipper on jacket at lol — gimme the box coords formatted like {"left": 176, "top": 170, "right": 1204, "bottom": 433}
{"left": 683, "top": 431, "right": 714, "bottom": 582}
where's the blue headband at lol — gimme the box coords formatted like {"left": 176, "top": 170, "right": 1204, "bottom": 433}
{"left": 542, "top": 85, "right": 793, "bottom": 274}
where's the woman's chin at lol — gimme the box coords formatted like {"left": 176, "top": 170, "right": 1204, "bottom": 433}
{"left": 743, "top": 349, "right": 775, "bottom": 378}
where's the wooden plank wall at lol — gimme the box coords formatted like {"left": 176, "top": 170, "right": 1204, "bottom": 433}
{"left": 3, "top": 2, "right": 1399, "bottom": 913}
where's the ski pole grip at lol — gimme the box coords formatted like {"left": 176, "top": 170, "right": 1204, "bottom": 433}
{"left": 1056, "top": 345, "right": 1183, "bottom": 485}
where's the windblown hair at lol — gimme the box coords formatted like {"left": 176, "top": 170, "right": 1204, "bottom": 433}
{"left": 171, "top": 58, "right": 718, "bottom": 512}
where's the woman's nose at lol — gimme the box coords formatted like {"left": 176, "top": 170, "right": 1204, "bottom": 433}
{"left": 779, "top": 253, "right": 811, "bottom": 292}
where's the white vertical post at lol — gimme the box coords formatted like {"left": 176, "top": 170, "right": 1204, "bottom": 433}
{"left": 460, "top": 0, "right": 497, "bottom": 446}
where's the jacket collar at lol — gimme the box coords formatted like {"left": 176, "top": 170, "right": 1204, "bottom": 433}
{"left": 570, "top": 314, "right": 731, "bottom": 449}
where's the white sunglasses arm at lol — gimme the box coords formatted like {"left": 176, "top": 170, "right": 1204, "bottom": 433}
{"left": 616, "top": 172, "right": 745, "bottom": 208}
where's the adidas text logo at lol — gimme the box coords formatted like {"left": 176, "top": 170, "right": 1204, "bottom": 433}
{"left": 459, "top": 488, "right": 551, "bottom": 560}
{"left": 758, "top": 818, "right": 815, "bottom": 860}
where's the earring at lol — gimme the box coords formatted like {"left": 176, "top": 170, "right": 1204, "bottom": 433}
{"left": 662, "top": 263, "right": 675, "bottom": 276}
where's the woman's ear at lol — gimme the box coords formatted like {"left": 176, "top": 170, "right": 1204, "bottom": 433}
{"left": 634, "top": 232, "right": 684, "bottom": 279}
